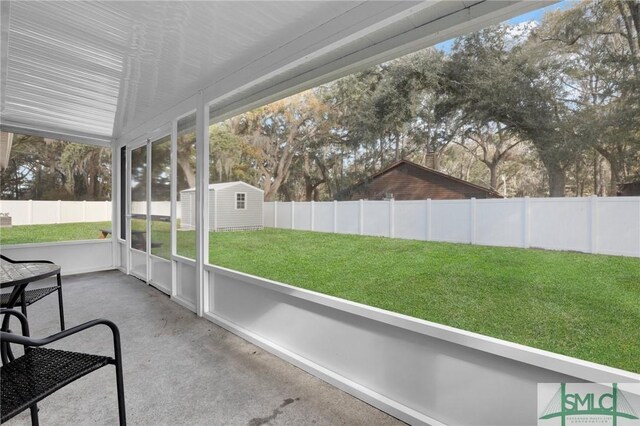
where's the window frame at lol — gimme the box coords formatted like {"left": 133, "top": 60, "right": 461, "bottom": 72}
{"left": 235, "top": 192, "right": 247, "bottom": 210}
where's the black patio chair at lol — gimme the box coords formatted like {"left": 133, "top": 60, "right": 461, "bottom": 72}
{"left": 0, "top": 309, "right": 126, "bottom": 425}
{"left": 0, "top": 255, "right": 65, "bottom": 330}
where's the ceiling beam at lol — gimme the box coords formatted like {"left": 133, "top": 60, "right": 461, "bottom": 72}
{"left": 0, "top": 121, "right": 112, "bottom": 146}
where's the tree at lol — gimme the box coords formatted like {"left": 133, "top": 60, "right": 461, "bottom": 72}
{"left": 536, "top": 0, "right": 640, "bottom": 194}
{"left": 439, "top": 23, "right": 590, "bottom": 196}
{"left": 232, "top": 91, "right": 331, "bottom": 201}
{"left": 1, "top": 134, "right": 111, "bottom": 200}
{"left": 453, "top": 122, "right": 522, "bottom": 190}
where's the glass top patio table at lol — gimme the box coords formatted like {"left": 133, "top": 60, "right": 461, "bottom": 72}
{"left": 1, "top": 261, "right": 60, "bottom": 289}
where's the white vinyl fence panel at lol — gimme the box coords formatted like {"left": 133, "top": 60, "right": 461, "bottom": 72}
{"left": 1, "top": 200, "right": 112, "bottom": 225}
{"left": 430, "top": 200, "right": 471, "bottom": 243}
{"left": 263, "top": 202, "right": 275, "bottom": 228}
{"left": 475, "top": 199, "right": 524, "bottom": 247}
{"left": 314, "top": 202, "right": 335, "bottom": 233}
{"left": 363, "top": 201, "right": 390, "bottom": 237}
{"left": 336, "top": 201, "right": 360, "bottom": 235}
{"left": 530, "top": 198, "right": 591, "bottom": 253}
{"left": 264, "top": 197, "right": 640, "bottom": 257}
{"left": 394, "top": 200, "right": 427, "bottom": 240}
{"left": 596, "top": 197, "right": 640, "bottom": 256}
{"left": 276, "top": 201, "right": 292, "bottom": 229}
{"left": 1, "top": 200, "right": 180, "bottom": 225}
{"left": 293, "top": 202, "right": 312, "bottom": 231}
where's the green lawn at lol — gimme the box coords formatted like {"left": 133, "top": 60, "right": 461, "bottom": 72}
{"left": 0, "top": 221, "right": 113, "bottom": 244}
{"left": 2, "top": 223, "right": 639, "bottom": 372}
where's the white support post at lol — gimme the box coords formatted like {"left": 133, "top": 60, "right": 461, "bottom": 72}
{"left": 291, "top": 201, "right": 295, "bottom": 229}
{"left": 359, "top": 199, "right": 364, "bottom": 235}
{"left": 470, "top": 198, "right": 476, "bottom": 244}
{"left": 523, "top": 196, "right": 531, "bottom": 248}
{"left": 333, "top": 200, "right": 338, "bottom": 233}
{"left": 170, "top": 118, "right": 178, "bottom": 297}
{"left": 57, "top": 200, "right": 62, "bottom": 223}
{"left": 589, "top": 195, "right": 597, "bottom": 254}
{"left": 273, "top": 201, "right": 278, "bottom": 228}
{"left": 110, "top": 143, "right": 117, "bottom": 270}
{"left": 82, "top": 200, "right": 87, "bottom": 222}
{"left": 195, "top": 91, "right": 208, "bottom": 317}
{"left": 389, "top": 198, "right": 395, "bottom": 238}
{"left": 425, "top": 199, "right": 432, "bottom": 241}
{"left": 146, "top": 137, "right": 151, "bottom": 281}
{"left": 28, "top": 199, "right": 33, "bottom": 224}
{"left": 310, "top": 200, "right": 315, "bottom": 231}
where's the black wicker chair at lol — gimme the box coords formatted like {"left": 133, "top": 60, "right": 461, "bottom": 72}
{"left": 0, "top": 255, "right": 65, "bottom": 330}
{"left": 0, "top": 309, "right": 126, "bottom": 425}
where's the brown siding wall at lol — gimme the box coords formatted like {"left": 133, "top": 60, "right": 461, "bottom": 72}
{"left": 350, "top": 163, "right": 496, "bottom": 200}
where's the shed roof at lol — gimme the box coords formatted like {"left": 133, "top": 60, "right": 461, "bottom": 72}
{"left": 180, "top": 181, "right": 263, "bottom": 193}
{"left": 354, "top": 159, "right": 503, "bottom": 198}
{"left": 0, "top": 1, "right": 546, "bottom": 145}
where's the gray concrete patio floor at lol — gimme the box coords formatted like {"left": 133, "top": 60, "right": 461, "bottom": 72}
{"left": 5, "top": 270, "right": 403, "bottom": 426}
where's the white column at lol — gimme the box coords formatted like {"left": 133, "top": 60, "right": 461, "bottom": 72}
{"left": 333, "top": 200, "right": 338, "bottom": 233}
{"left": 291, "top": 201, "right": 295, "bottom": 229}
{"left": 522, "top": 196, "right": 530, "bottom": 248}
{"left": 57, "top": 200, "right": 62, "bottom": 223}
{"left": 110, "top": 143, "right": 118, "bottom": 270}
{"left": 310, "top": 200, "right": 315, "bottom": 231}
{"left": 170, "top": 119, "right": 178, "bottom": 297}
{"left": 195, "top": 91, "right": 209, "bottom": 316}
{"left": 82, "top": 200, "right": 87, "bottom": 222}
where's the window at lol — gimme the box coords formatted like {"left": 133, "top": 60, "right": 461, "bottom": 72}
{"left": 0, "top": 132, "right": 112, "bottom": 245}
{"left": 235, "top": 192, "right": 246, "bottom": 210}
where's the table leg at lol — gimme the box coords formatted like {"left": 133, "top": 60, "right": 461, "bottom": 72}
{"left": 56, "top": 273, "right": 65, "bottom": 330}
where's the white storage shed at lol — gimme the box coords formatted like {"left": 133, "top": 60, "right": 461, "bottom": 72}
{"left": 180, "top": 181, "right": 263, "bottom": 231}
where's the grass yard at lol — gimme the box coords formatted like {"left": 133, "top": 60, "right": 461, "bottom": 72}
{"left": 2, "top": 223, "right": 639, "bottom": 372}
{"left": 0, "top": 221, "right": 113, "bottom": 244}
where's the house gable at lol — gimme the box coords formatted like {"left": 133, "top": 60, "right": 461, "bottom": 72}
{"left": 350, "top": 161, "right": 500, "bottom": 200}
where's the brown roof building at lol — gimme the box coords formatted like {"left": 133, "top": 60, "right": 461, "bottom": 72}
{"left": 348, "top": 160, "right": 502, "bottom": 200}
{"left": 617, "top": 181, "right": 640, "bottom": 196}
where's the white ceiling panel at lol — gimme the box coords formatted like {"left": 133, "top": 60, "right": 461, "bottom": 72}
{"left": 0, "top": 1, "right": 549, "bottom": 145}
{"left": 2, "top": 1, "right": 128, "bottom": 141}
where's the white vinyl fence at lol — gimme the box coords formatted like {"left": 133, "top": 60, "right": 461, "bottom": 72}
{"left": 264, "top": 197, "right": 640, "bottom": 258}
{"left": 0, "top": 200, "right": 182, "bottom": 225}
{"left": 1, "top": 200, "right": 112, "bottom": 225}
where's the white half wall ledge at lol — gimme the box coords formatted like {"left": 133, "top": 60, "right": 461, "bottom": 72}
{"left": 1, "top": 240, "right": 115, "bottom": 276}
{"left": 204, "top": 264, "right": 640, "bottom": 426}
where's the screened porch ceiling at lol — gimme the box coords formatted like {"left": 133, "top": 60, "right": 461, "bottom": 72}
{"left": 0, "top": 1, "right": 550, "bottom": 146}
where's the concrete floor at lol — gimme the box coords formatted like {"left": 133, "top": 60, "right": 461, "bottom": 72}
{"left": 3, "top": 270, "right": 403, "bottom": 426}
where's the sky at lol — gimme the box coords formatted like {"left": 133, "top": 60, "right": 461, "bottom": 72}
{"left": 434, "top": 0, "right": 573, "bottom": 52}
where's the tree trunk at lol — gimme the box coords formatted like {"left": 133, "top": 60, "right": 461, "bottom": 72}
{"left": 596, "top": 147, "right": 623, "bottom": 195}
{"left": 547, "top": 162, "right": 566, "bottom": 197}
{"left": 177, "top": 156, "right": 196, "bottom": 189}
{"left": 488, "top": 164, "right": 498, "bottom": 190}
